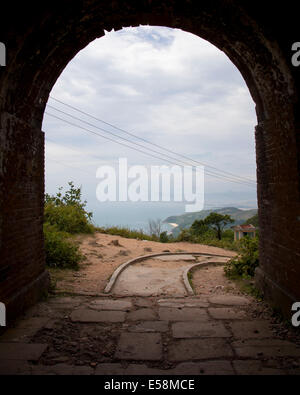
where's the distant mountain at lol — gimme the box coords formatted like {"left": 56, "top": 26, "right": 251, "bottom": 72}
{"left": 164, "top": 207, "right": 258, "bottom": 235}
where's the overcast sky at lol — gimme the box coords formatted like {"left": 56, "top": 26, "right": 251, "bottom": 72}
{"left": 43, "top": 26, "right": 257, "bottom": 228}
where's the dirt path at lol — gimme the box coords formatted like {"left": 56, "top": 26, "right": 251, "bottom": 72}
{"left": 192, "top": 264, "right": 241, "bottom": 296}
{"left": 112, "top": 258, "right": 191, "bottom": 296}
{"left": 52, "top": 232, "right": 236, "bottom": 295}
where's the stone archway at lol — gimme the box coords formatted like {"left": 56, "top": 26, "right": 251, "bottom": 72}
{"left": 0, "top": 1, "right": 299, "bottom": 323}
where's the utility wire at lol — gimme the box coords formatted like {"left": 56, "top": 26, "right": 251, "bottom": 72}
{"left": 45, "top": 105, "right": 256, "bottom": 187}
{"left": 45, "top": 111, "right": 256, "bottom": 189}
{"left": 49, "top": 96, "right": 256, "bottom": 185}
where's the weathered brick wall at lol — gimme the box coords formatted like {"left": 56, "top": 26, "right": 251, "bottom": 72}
{"left": 255, "top": 118, "right": 300, "bottom": 316}
{"left": 0, "top": 112, "right": 49, "bottom": 323}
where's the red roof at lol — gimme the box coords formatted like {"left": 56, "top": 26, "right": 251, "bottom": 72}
{"left": 232, "top": 224, "right": 256, "bottom": 231}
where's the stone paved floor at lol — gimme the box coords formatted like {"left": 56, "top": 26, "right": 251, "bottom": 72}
{"left": 0, "top": 294, "right": 300, "bottom": 375}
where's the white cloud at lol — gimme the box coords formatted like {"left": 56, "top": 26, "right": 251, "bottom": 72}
{"left": 43, "top": 26, "right": 257, "bottom": 227}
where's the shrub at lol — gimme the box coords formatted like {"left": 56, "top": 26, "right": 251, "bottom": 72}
{"left": 159, "top": 231, "right": 169, "bottom": 243}
{"left": 97, "top": 226, "right": 156, "bottom": 241}
{"left": 44, "top": 202, "right": 94, "bottom": 234}
{"left": 176, "top": 228, "right": 193, "bottom": 242}
{"left": 222, "top": 229, "right": 234, "bottom": 241}
{"left": 43, "top": 223, "right": 83, "bottom": 269}
{"left": 44, "top": 182, "right": 93, "bottom": 269}
{"left": 224, "top": 236, "right": 259, "bottom": 278}
{"left": 44, "top": 182, "right": 94, "bottom": 234}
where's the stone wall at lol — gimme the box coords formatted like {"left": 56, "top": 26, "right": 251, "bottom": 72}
{"left": 0, "top": 112, "right": 49, "bottom": 323}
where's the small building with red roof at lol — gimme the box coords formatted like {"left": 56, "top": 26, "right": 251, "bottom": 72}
{"left": 232, "top": 224, "right": 257, "bottom": 241}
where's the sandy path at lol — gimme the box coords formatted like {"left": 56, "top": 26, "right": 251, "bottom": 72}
{"left": 112, "top": 258, "right": 194, "bottom": 296}
{"left": 52, "top": 232, "right": 236, "bottom": 295}
{"left": 191, "top": 264, "right": 242, "bottom": 296}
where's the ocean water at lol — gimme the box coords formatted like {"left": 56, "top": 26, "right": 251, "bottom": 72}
{"left": 90, "top": 201, "right": 185, "bottom": 232}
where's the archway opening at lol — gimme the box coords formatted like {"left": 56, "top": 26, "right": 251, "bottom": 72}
{"left": 1, "top": 1, "right": 299, "bottom": 330}
{"left": 42, "top": 25, "right": 258, "bottom": 296}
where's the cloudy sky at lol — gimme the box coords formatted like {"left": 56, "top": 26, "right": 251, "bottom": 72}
{"left": 42, "top": 26, "right": 257, "bottom": 229}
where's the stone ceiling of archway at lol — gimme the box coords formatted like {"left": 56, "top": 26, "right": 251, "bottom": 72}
{"left": 0, "top": 0, "right": 296, "bottom": 128}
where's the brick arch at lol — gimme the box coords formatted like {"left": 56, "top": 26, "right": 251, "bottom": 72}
{"left": 0, "top": 1, "right": 299, "bottom": 323}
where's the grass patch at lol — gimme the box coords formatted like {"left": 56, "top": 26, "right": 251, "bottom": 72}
{"left": 226, "top": 273, "right": 263, "bottom": 301}
{"left": 187, "top": 271, "right": 194, "bottom": 291}
{"left": 96, "top": 226, "right": 158, "bottom": 241}
{"left": 224, "top": 237, "right": 259, "bottom": 278}
{"left": 44, "top": 223, "right": 83, "bottom": 270}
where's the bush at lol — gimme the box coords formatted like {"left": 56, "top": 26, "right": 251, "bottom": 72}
{"left": 44, "top": 182, "right": 93, "bottom": 269}
{"left": 199, "top": 237, "right": 239, "bottom": 251}
{"left": 44, "top": 182, "right": 94, "bottom": 234}
{"left": 44, "top": 224, "right": 83, "bottom": 269}
{"left": 97, "top": 226, "right": 156, "bottom": 241}
{"left": 175, "top": 227, "right": 238, "bottom": 251}
{"left": 224, "top": 236, "right": 259, "bottom": 278}
{"left": 44, "top": 202, "right": 94, "bottom": 234}
{"left": 222, "top": 229, "right": 234, "bottom": 241}
{"left": 176, "top": 228, "right": 193, "bottom": 242}
{"left": 159, "top": 231, "right": 169, "bottom": 243}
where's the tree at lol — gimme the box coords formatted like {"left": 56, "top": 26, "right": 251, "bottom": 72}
{"left": 245, "top": 213, "right": 259, "bottom": 228}
{"left": 204, "top": 212, "right": 234, "bottom": 240}
{"left": 159, "top": 231, "right": 169, "bottom": 243}
{"left": 190, "top": 219, "right": 210, "bottom": 236}
{"left": 148, "top": 218, "right": 162, "bottom": 238}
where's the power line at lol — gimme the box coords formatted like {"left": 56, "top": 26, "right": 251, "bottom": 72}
{"left": 45, "top": 110, "right": 256, "bottom": 188}
{"left": 45, "top": 111, "right": 256, "bottom": 189}
{"left": 49, "top": 96, "right": 256, "bottom": 185}
{"left": 45, "top": 103, "right": 256, "bottom": 187}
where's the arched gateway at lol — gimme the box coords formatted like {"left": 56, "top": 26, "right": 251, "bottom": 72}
{"left": 0, "top": 1, "right": 299, "bottom": 323}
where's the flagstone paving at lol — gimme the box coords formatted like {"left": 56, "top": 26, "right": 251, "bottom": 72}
{"left": 0, "top": 294, "right": 300, "bottom": 375}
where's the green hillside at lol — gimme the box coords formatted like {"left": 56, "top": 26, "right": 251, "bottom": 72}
{"left": 164, "top": 207, "right": 258, "bottom": 235}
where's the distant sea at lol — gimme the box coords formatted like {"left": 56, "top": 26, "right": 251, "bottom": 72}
{"left": 89, "top": 200, "right": 257, "bottom": 233}
{"left": 91, "top": 202, "right": 183, "bottom": 233}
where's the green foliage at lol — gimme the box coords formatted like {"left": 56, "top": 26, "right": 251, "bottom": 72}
{"left": 43, "top": 223, "right": 83, "bottom": 269}
{"left": 164, "top": 207, "right": 257, "bottom": 231}
{"left": 176, "top": 215, "right": 238, "bottom": 251}
{"left": 222, "top": 229, "right": 234, "bottom": 242}
{"left": 45, "top": 181, "right": 92, "bottom": 218}
{"left": 190, "top": 219, "right": 210, "bottom": 236}
{"left": 245, "top": 213, "right": 259, "bottom": 228}
{"left": 44, "top": 182, "right": 94, "bottom": 234}
{"left": 44, "top": 203, "right": 94, "bottom": 234}
{"left": 204, "top": 212, "right": 234, "bottom": 240}
{"left": 224, "top": 236, "right": 259, "bottom": 279}
{"left": 176, "top": 228, "right": 193, "bottom": 242}
{"left": 187, "top": 271, "right": 194, "bottom": 290}
{"left": 96, "top": 226, "right": 157, "bottom": 241}
{"left": 159, "top": 231, "right": 169, "bottom": 243}
{"left": 44, "top": 182, "right": 93, "bottom": 269}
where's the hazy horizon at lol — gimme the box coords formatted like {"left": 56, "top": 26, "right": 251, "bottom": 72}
{"left": 43, "top": 26, "right": 257, "bottom": 229}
